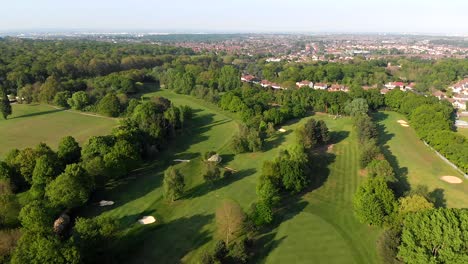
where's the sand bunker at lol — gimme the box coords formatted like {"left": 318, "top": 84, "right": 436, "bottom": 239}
{"left": 397, "top": 120, "right": 408, "bottom": 124}
{"left": 278, "top": 128, "right": 286, "bottom": 133}
{"left": 98, "top": 200, "right": 114, "bottom": 206}
{"left": 174, "top": 159, "right": 190, "bottom": 162}
{"left": 401, "top": 124, "right": 410, "bottom": 127}
{"left": 440, "top": 176, "right": 463, "bottom": 184}
{"left": 138, "top": 216, "right": 156, "bottom": 225}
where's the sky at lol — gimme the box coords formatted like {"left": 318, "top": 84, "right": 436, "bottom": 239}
{"left": 1, "top": 0, "right": 468, "bottom": 34}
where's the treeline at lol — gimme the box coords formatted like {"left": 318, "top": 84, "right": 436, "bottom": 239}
{"left": 350, "top": 99, "right": 468, "bottom": 263}
{"left": 385, "top": 89, "right": 468, "bottom": 173}
{"left": 0, "top": 38, "right": 192, "bottom": 92}
{"left": 0, "top": 96, "right": 193, "bottom": 263}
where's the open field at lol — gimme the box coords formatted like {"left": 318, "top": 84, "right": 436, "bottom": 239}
{"left": 375, "top": 111, "right": 468, "bottom": 208}
{"left": 83, "top": 90, "right": 381, "bottom": 263}
{"left": 0, "top": 104, "right": 118, "bottom": 157}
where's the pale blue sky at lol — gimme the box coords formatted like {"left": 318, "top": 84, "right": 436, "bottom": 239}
{"left": 1, "top": 0, "right": 467, "bottom": 34}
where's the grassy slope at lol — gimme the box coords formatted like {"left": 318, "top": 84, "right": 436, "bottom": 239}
{"left": 375, "top": 111, "right": 468, "bottom": 208}
{"left": 84, "top": 90, "right": 380, "bottom": 263}
{"left": 0, "top": 104, "right": 117, "bottom": 157}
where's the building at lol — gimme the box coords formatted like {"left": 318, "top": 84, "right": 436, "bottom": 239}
{"left": 328, "top": 84, "right": 349, "bottom": 92}
{"left": 313, "top": 83, "right": 328, "bottom": 90}
{"left": 432, "top": 90, "right": 446, "bottom": 100}
{"left": 385, "top": 81, "right": 406, "bottom": 90}
{"left": 380, "top": 88, "right": 390, "bottom": 95}
{"left": 296, "top": 80, "right": 313, "bottom": 88}
{"left": 260, "top": 80, "right": 272, "bottom": 88}
{"left": 241, "top": 74, "right": 256, "bottom": 83}
{"left": 453, "top": 100, "right": 467, "bottom": 110}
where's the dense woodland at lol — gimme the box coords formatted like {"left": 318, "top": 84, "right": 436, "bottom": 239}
{"left": 0, "top": 38, "right": 467, "bottom": 263}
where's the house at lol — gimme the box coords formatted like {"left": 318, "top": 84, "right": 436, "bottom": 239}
{"left": 449, "top": 78, "right": 468, "bottom": 93}
{"left": 453, "top": 93, "right": 468, "bottom": 102}
{"left": 432, "top": 90, "right": 446, "bottom": 100}
{"left": 260, "top": 80, "right": 272, "bottom": 88}
{"left": 328, "top": 84, "right": 349, "bottom": 92}
{"left": 385, "top": 82, "right": 405, "bottom": 90}
{"left": 406, "top": 82, "right": 416, "bottom": 91}
{"left": 296, "top": 80, "right": 313, "bottom": 88}
{"left": 271, "top": 83, "right": 282, "bottom": 90}
{"left": 380, "top": 88, "right": 390, "bottom": 95}
{"left": 313, "top": 83, "right": 328, "bottom": 90}
{"left": 241, "top": 74, "right": 258, "bottom": 83}
{"left": 453, "top": 100, "right": 467, "bottom": 110}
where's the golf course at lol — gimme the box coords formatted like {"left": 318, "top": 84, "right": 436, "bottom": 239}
{"left": 79, "top": 89, "right": 382, "bottom": 263}
{"left": 0, "top": 104, "right": 118, "bottom": 157}
{"left": 375, "top": 111, "right": 468, "bottom": 208}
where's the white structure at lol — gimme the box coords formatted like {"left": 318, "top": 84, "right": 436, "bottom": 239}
{"left": 296, "top": 80, "right": 314, "bottom": 88}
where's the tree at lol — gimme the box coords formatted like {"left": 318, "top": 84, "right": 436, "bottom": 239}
{"left": 218, "top": 65, "right": 241, "bottom": 91}
{"left": 0, "top": 85, "right": 12, "bottom": 119}
{"left": 359, "top": 140, "right": 380, "bottom": 168}
{"left": 18, "top": 200, "right": 54, "bottom": 234}
{"left": 0, "top": 194, "right": 20, "bottom": 227}
{"left": 39, "top": 76, "right": 60, "bottom": 103}
{"left": 57, "top": 136, "right": 81, "bottom": 165}
{"left": 10, "top": 232, "right": 79, "bottom": 264}
{"left": 398, "top": 209, "right": 468, "bottom": 263}
{"left": 353, "top": 176, "right": 397, "bottom": 226}
{"left": 45, "top": 164, "right": 94, "bottom": 209}
{"left": 344, "top": 98, "right": 369, "bottom": 116}
{"left": 163, "top": 166, "right": 185, "bottom": 201}
{"left": 73, "top": 216, "right": 118, "bottom": 263}
{"left": 216, "top": 200, "right": 245, "bottom": 246}
{"left": 398, "top": 195, "right": 433, "bottom": 215}
{"left": 203, "top": 162, "right": 221, "bottom": 184}
{"left": 53, "top": 91, "right": 71, "bottom": 108}
{"left": 97, "top": 93, "right": 121, "bottom": 117}
{"left": 254, "top": 179, "right": 280, "bottom": 225}
{"left": 366, "top": 159, "right": 397, "bottom": 183}
{"left": 67, "top": 91, "right": 89, "bottom": 110}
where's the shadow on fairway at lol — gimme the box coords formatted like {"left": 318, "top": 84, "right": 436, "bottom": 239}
{"left": 113, "top": 213, "right": 214, "bottom": 264}
{"left": 373, "top": 112, "right": 411, "bottom": 197}
{"left": 252, "top": 148, "right": 336, "bottom": 261}
{"left": 429, "top": 188, "right": 446, "bottom": 208}
{"left": 11, "top": 108, "right": 65, "bottom": 119}
{"left": 185, "top": 168, "right": 257, "bottom": 199}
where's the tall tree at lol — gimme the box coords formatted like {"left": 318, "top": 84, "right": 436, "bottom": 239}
{"left": 0, "top": 85, "right": 12, "bottom": 119}
{"left": 216, "top": 200, "right": 245, "bottom": 246}
{"left": 163, "top": 166, "right": 185, "bottom": 201}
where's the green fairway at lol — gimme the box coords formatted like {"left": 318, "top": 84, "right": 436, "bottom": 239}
{"left": 84, "top": 90, "right": 380, "bottom": 263}
{"left": 375, "top": 111, "right": 468, "bottom": 208}
{"left": 0, "top": 104, "right": 118, "bottom": 157}
{"left": 260, "top": 114, "right": 381, "bottom": 264}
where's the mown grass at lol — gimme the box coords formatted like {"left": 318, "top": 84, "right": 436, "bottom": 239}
{"left": 375, "top": 111, "right": 468, "bottom": 208}
{"left": 82, "top": 90, "right": 381, "bottom": 263}
{"left": 0, "top": 104, "right": 118, "bottom": 157}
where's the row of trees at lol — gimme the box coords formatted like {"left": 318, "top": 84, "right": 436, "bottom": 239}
{"left": 349, "top": 101, "right": 468, "bottom": 263}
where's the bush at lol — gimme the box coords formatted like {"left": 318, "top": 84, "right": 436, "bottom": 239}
{"left": 53, "top": 91, "right": 71, "bottom": 108}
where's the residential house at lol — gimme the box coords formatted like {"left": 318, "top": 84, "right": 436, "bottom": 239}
{"left": 385, "top": 81, "right": 405, "bottom": 90}
{"left": 296, "top": 80, "right": 313, "bottom": 88}
{"left": 241, "top": 74, "right": 256, "bottom": 83}
{"left": 432, "top": 90, "right": 446, "bottom": 100}
{"left": 313, "top": 83, "right": 328, "bottom": 90}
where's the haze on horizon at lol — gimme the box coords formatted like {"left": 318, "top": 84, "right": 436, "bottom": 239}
{"left": 1, "top": 0, "right": 468, "bottom": 35}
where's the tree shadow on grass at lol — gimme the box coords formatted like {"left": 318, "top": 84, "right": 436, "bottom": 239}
{"left": 428, "top": 188, "right": 446, "bottom": 208}
{"left": 252, "top": 148, "right": 336, "bottom": 262}
{"left": 11, "top": 108, "right": 65, "bottom": 119}
{"left": 373, "top": 112, "right": 411, "bottom": 197}
{"left": 329, "top": 130, "right": 350, "bottom": 145}
{"left": 263, "top": 130, "right": 292, "bottom": 151}
{"left": 185, "top": 168, "right": 257, "bottom": 200}
{"left": 112, "top": 213, "right": 214, "bottom": 264}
